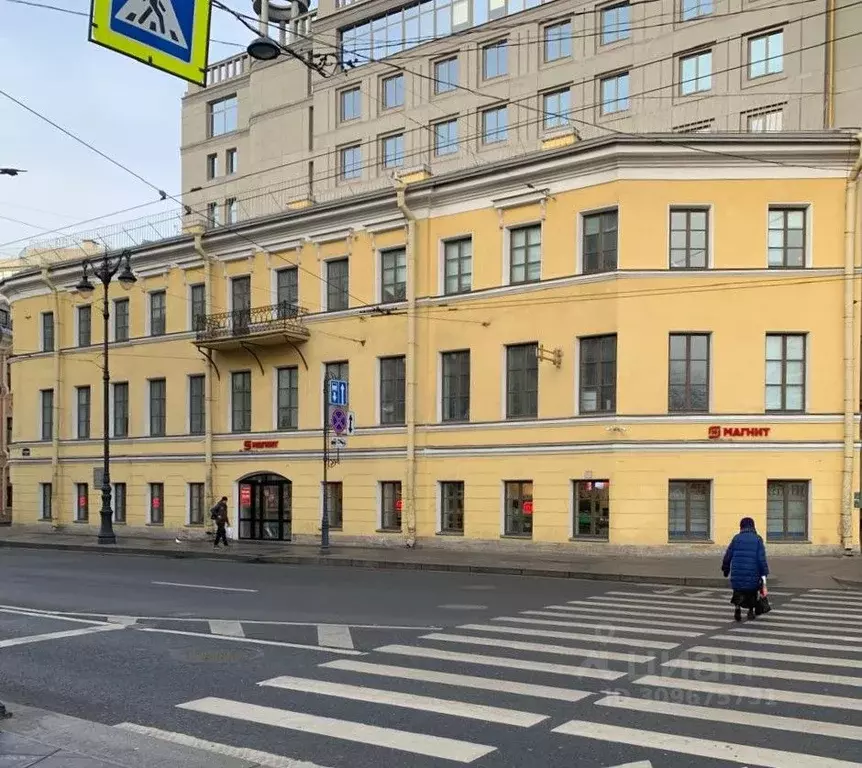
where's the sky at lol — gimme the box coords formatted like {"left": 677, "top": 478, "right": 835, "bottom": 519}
{"left": 0, "top": 0, "right": 251, "bottom": 258}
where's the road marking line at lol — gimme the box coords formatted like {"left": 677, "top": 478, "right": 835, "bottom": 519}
{"left": 114, "top": 723, "right": 331, "bottom": 768}
{"left": 596, "top": 694, "right": 862, "bottom": 742}
{"left": 0, "top": 624, "right": 124, "bottom": 648}
{"left": 728, "top": 626, "right": 862, "bottom": 643}
{"left": 533, "top": 607, "right": 720, "bottom": 627}
{"left": 138, "top": 628, "right": 363, "bottom": 655}
{"left": 580, "top": 598, "right": 726, "bottom": 616}
{"left": 438, "top": 604, "right": 488, "bottom": 610}
{"left": 552, "top": 719, "right": 862, "bottom": 767}
{"left": 688, "top": 645, "right": 862, "bottom": 669}
{"left": 796, "top": 595, "right": 862, "bottom": 605}
{"left": 374, "top": 644, "right": 627, "bottom": 680}
{"left": 0, "top": 607, "right": 112, "bottom": 626}
{"left": 107, "top": 616, "right": 138, "bottom": 626}
{"left": 321, "top": 660, "right": 591, "bottom": 702}
{"left": 710, "top": 633, "right": 862, "bottom": 653}
{"left": 492, "top": 616, "right": 702, "bottom": 638}
{"left": 208, "top": 620, "right": 245, "bottom": 638}
{"left": 151, "top": 581, "right": 258, "bottom": 593}
{"left": 418, "top": 633, "right": 651, "bottom": 663}
{"left": 759, "top": 614, "right": 862, "bottom": 628}
{"left": 634, "top": 674, "right": 862, "bottom": 711}
{"left": 260, "top": 675, "right": 547, "bottom": 727}
{"left": 316, "top": 625, "right": 354, "bottom": 649}
{"left": 788, "top": 601, "right": 862, "bottom": 615}
{"left": 809, "top": 588, "right": 862, "bottom": 597}
{"left": 663, "top": 658, "right": 862, "bottom": 688}
{"left": 177, "top": 697, "right": 495, "bottom": 763}
{"left": 454, "top": 623, "right": 678, "bottom": 650}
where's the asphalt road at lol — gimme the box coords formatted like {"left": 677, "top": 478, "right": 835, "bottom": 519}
{"left": 1, "top": 549, "right": 861, "bottom": 768}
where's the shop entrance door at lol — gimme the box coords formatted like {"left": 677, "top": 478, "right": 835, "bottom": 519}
{"left": 237, "top": 473, "right": 292, "bottom": 541}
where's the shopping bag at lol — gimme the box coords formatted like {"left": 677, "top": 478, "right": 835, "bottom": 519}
{"left": 226, "top": 526, "right": 235, "bottom": 540}
{"left": 756, "top": 577, "right": 772, "bottom": 614}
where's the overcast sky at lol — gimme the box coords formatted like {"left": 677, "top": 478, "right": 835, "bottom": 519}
{"left": 0, "top": 0, "right": 250, "bottom": 258}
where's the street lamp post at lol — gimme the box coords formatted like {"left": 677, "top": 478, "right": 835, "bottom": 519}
{"left": 75, "top": 250, "right": 136, "bottom": 545}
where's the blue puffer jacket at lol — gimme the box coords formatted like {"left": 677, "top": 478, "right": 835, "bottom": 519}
{"left": 722, "top": 527, "right": 769, "bottom": 591}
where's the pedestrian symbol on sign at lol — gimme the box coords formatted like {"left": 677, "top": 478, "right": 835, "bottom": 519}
{"left": 114, "top": 0, "right": 189, "bottom": 50}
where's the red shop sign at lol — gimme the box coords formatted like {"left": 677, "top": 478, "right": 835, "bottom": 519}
{"left": 243, "top": 440, "right": 279, "bottom": 451}
{"left": 240, "top": 486, "right": 252, "bottom": 505}
{"left": 152, "top": 496, "right": 161, "bottom": 509}
{"left": 522, "top": 501, "right": 534, "bottom": 515}
{"left": 708, "top": 426, "right": 771, "bottom": 440}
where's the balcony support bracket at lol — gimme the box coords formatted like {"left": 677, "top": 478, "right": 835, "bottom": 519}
{"left": 284, "top": 337, "right": 309, "bottom": 370}
{"left": 240, "top": 342, "right": 266, "bottom": 376}
{"left": 196, "top": 346, "right": 221, "bottom": 381}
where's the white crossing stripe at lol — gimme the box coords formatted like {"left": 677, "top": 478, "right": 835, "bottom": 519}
{"left": 711, "top": 633, "right": 862, "bottom": 653}
{"left": 663, "top": 658, "right": 862, "bottom": 688}
{"left": 492, "top": 616, "right": 702, "bottom": 638}
{"left": 728, "top": 626, "right": 862, "bottom": 643}
{"left": 759, "top": 613, "right": 862, "bottom": 629}
{"left": 809, "top": 588, "right": 862, "bottom": 597}
{"left": 790, "top": 600, "right": 862, "bottom": 614}
{"left": 581, "top": 597, "right": 727, "bottom": 616}
{"left": 107, "top": 615, "right": 138, "bottom": 626}
{"left": 454, "top": 623, "right": 678, "bottom": 650}
{"left": 321, "top": 660, "right": 591, "bottom": 703}
{"left": 420, "top": 633, "right": 653, "bottom": 663}
{"left": 316, "top": 625, "right": 354, "bottom": 649}
{"left": 634, "top": 674, "right": 862, "bottom": 712}
{"left": 138, "top": 628, "right": 363, "bottom": 655}
{"left": 208, "top": 620, "right": 245, "bottom": 638}
{"left": 795, "top": 595, "right": 862, "bottom": 606}
{"left": 596, "top": 694, "right": 862, "bottom": 742}
{"left": 534, "top": 607, "right": 720, "bottom": 628}
{"left": 259, "top": 675, "right": 547, "bottom": 727}
{"left": 553, "top": 719, "right": 862, "bottom": 767}
{"left": 374, "top": 644, "right": 627, "bottom": 680}
{"left": 0, "top": 624, "right": 124, "bottom": 648}
{"left": 567, "top": 600, "right": 724, "bottom": 619}
{"left": 688, "top": 645, "right": 862, "bottom": 669}
{"left": 177, "top": 697, "right": 494, "bottom": 763}
{"left": 0, "top": 607, "right": 113, "bottom": 626}
{"left": 605, "top": 591, "right": 732, "bottom": 605}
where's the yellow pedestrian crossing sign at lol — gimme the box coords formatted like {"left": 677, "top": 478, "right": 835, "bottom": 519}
{"left": 89, "top": 0, "right": 213, "bottom": 86}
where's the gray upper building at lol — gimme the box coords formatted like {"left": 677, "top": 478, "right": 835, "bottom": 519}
{"left": 181, "top": 0, "right": 862, "bottom": 224}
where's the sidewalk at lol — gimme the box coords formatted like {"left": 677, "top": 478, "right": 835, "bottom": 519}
{"left": 0, "top": 528, "right": 860, "bottom": 589}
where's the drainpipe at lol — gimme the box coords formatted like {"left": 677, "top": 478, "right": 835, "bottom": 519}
{"left": 395, "top": 183, "right": 417, "bottom": 548}
{"left": 41, "top": 268, "right": 62, "bottom": 528}
{"left": 825, "top": 0, "right": 836, "bottom": 128}
{"left": 843, "top": 133, "right": 862, "bottom": 554}
{"left": 194, "top": 234, "right": 215, "bottom": 513}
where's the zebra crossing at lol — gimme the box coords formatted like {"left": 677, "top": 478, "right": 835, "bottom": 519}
{"left": 118, "top": 584, "right": 862, "bottom": 767}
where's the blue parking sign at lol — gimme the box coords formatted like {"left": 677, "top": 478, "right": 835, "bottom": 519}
{"left": 329, "top": 379, "right": 348, "bottom": 407}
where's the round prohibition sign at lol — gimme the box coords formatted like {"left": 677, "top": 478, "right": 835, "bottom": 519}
{"left": 330, "top": 407, "right": 348, "bottom": 435}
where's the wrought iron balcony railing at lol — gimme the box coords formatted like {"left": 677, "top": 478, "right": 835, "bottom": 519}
{"left": 195, "top": 302, "right": 309, "bottom": 346}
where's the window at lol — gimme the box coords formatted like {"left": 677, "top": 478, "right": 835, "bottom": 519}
{"left": 209, "top": 95, "right": 238, "bottom": 136}
{"left": 39, "top": 483, "right": 52, "bottom": 521}
{"left": 506, "top": 343, "right": 538, "bottom": 419}
{"left": 766, "top": 334, "right": 805, "bottom": 412}
{"left": 149, "top": 483, "right": 164, "bottom": 525}
{"left": 231, "top": 371, "right": 252, "bottom": 432}
{"left": 573, "top": 480, "right": 610, "bottom": 538}
{"left": 434, "top": 57, "right": 458, "bottom": 93}
{"left": 207, "top": 201, "right": 221, "bottom": 228}
{"left": 189, "top": 375, "right": 205, "bottom": 435}
{"left": 579, "top": 335, "right": 617, "bottom": 413}
{"left": 443, "top": 238, "right": 472, "bottom": 294}
{"left": 381, "top": 248, "right": 407, "bottom": 303}
{"left": 149, "top": 291, "right": 166, "bottom": 336}
{"left": 434, "top": 119, "right": 458, "bottom": 156}
{"left": 339, "top": 145, "right": 362, "bottom": 180}
{"left": 601, "top": 72, "right": 629, "bottom": 114}
{"left": 113, "top": 298, "right": 130, "bottom": 342}
{"left": 190, "top": 283, "right": 206, "bottom": 331}
{"left": 113, "top": 382, "right": 129, "bottom": 437}
{"left": 326, "top": 361, "right": 349, "bottom": 388}
{"left": 41, "top": 312, "right": 54, "bottom": 352}
{"left": 441, "top": 350, "right": 470, "bottom": 422}
{"left": 277, "top": 366, "right": 299, "bottom": 430}
{"left": 206, "top": 153, "right": 219, "bottom": 180}
{"left": 482, "top": 41, "right": 508, "bottom": 79}
{"left": 380, "top": 355, "right": 406, "bottom": 425}
{"left": 544, "top": 21, "right": 572, "bottom": 61}
{"left": 509, "top": 225, "right": 541, "bottom": 284}
{"left": 5, "top": 417, "right": 10, "bottom": 446}
{"left": 440, "top": 481, "right": 465, "bottom": 533}
{"left": 681, "top": 0, "right": 713, "bottom": 20}
{"left": 543, "top": 89, "right": 571, "bottom": 130}
{"left": 76, "top": 385, "right": 91, "bottom": 439}
{"left": 767, "top": 480, "right": 808, "bottom": 540}
{"left": 149, "top": 378, "right": 166, "bottom": 437}
{"left": 504, "top": 480, "right": 533, "bottom": 537}
{"left": 749, "top": 30, "right": 783, "bottom": 78}
{"left": 340, "top": 87, "right": 361, "bottom": 121}
{"left": 670, "top": 208, "right": 709, "bottom": 269}
{"left": 226, "top": 148, "right": 238, "bottom": 175}
{"left": 482, "top": 106, "right": 508, "bottom": 144}
{"left": 768, "top": 208, "right": 806, "bottom": 268}
{"left": 76, "top": 483, "right": 89, "bottom": 522}
{"left": 326, "top": 258, "right": 350, "bottom": 311}
{"left": 680, "top": 51, "right": 712, "bottom": 95}
{"left": 583, "top": 210, "right": 618, "bottom": 273}
{"left": 40, "top": 389, "right": 53, "bottom": 441}
{"left": 601, "top": 3, "right": 631, "bottom": 45}
{"left": 382, "top": 74, "right": 404, "bottom": 108}
{"left": 324, "top": 482, "right": 343, "bottom": 529}
{"left": 669, "top": 480, "right": 711, "bottom": 540}
{"left": 77, "top": 305, "right": 91, "bottom": 347}
{"left": 189, "top": 483, "right": 205, "bottom": 525}
{"left": 276, "top": 268, "right": 298, "bottom": 317}
{"left": 380, "top": 481, "right": 402, "bottom": 531}
{"left": 381, "top": 134, "right": 404, "bottom": 168}
{"left": 113, "top": 482, "right": 126, "bottom": 524}
{"left": 226, "top": 198, "right": 239, "bottom": 224}
{"left": 747, "top": 109, "right": 783, "bottom": 132}
{"left": 669, "top": 334, "right": 710, "bottom": 412}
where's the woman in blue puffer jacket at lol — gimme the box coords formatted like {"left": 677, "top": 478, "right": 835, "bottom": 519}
{"left": 721, "top": 517, "right": 769, "bottom": 622}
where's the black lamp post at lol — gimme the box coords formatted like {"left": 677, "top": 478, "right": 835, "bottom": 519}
{"left": 75, "top": 250, "right": 136, "bottom": 545}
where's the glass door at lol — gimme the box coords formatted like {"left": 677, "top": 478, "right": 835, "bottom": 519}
{"left": 231, "top": 276, "right": 251, "bottom": 336}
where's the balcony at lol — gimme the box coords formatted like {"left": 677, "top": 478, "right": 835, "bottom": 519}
{"left": 195, "top": 303, "right": 310, "bottom": 350}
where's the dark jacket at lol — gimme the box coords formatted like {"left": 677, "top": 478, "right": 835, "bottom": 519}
{"left": 722, "top": 527, "right": 769, "bottom": 591}
{"left": 211, "top": 501, "right": 228, "bottom": 526}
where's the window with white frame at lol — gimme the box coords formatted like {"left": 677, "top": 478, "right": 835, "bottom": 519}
{"left": 440, "top": 481, "right": 465, "bottom": 533}
{"left": 225, "top": 197, "right": 238, "bottom": 224}
{"left": 76, "top": 385, "right": 91, "bottom": 439}
{"left": 208, "top": 95, "right": 237, "bottom": 137}
{"left": 149, "top": 378, "right": 166, "bottom": 437}
{"left": 381, "top": 74, "right": 405, "bottom": 108}
{"left": 434, "top": 119, "right": 458, "bottom": 155}
{"left": 601, "top": 3, "right": 631, "bottom": 45}
{"left": 749, "top": 30, "right": 783, "bottom": 79}
{"left": 506, "top": 343, "right": 538, "bottom": 419}
{"left": 381, "top": 134, "right": 404, "bottom": 168}
{"left": 543, "top": 89, "right": 571, "bottom": 130}
{"left": 680, "top": 50, "right": 712, "bottom": 95}
{"left": 41, "top": 312, "right": 54, "bottom": 352}
{"left": 189, "top": 482, "right": 205, "bottom": 525}
{"left": 544, "top": 21, "right": 572, "bottom": 61}
{"left": 441, "top": 350, "right": 470, "bottom": 422}
{"left": 747, "top": 109, "right": 783, "bottom": 132}
{"left": 381, "top": 248, "right": 407, "bottom": 303}
{"left": 766, "top": 480, "right": 808, "bottom": 540}
{"left": 206, "top": 153, "right": 218, "bottom": 180}
{"left": 600, "top": 72, "right": 629, "bottom": 114}
{"left": 226, "top": 148, "right": 238, "bottom": 175}
{"left": 339, "top": 145, "right": 362, "bottom": 180}
{"left": 189, "top": 374, "right": 205, "bottom": 435}
{"left": 509, "top": 224, "right": 541, "bottom": 284}
{"left": 443, "top": 237, "right": 472, "bottom": 294}
{"left": 77, "top": 305, "right": 91, "bottom": 347}
{"left": 149, "top": 291, "right": 166, "bottom": 336}
{"left": 380, "top": 481, "right": 402, "bottom": 531}
{"left": 434, "top": 57, "right": 458, "bottom": 93}
{"left": 114, "top": 298, "right": 130, "bottom": 341}
{"left": 340, "top": 87, "right": 361, "bottom": 121}
{"left": 681, "top": 0, "right": 713, "bottom": 21}
{"left": 231, "top": 371, "right": 252, "bottom": 432}
{"left": 113, "top": 382, "right": 129, "bottom": 437}
{"left": 768, "top": 207, "right": 806, "bottom": 268}
{"left": 380, "top": 356, "right": 406, "bottom": 425}
{"left": 326, "top": 258, "right": 349, "bottom": 311}
{"left": 277, "top": 366, "right": 299, "bottom": 430}
{"left": 40, "top": 389, "right": 53, "bottom": 441}
{"left": 482, "top": 41, "right": 508, "bottom": 79}
{"left": 481, "top": 105, "right": 508, "bottom": 143}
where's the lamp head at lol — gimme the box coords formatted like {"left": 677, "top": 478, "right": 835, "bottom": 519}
{"left": 247, "top": 35, "right": 281, "bottom": 61}
{"left": 117, "top": 252, "right": 136, "bottom": 291}
{"left": 76, "top": 262, "right": 95, "bottom": 298}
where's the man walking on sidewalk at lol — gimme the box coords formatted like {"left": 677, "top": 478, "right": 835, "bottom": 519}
{"left": 211, "top": 496, "right": 230, "bottom": 548}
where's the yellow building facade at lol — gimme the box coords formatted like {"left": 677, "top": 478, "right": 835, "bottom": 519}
{"left": 4, "top": 134, "right": 862, "bottom": 553}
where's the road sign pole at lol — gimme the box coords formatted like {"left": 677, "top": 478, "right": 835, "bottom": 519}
{"left": 321, "top": 374, "right": 330, "bottom": 554}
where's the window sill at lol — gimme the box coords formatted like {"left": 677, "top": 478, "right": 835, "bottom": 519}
{"left": 376, "top": 528, "right": 402, "bottom": 534}
{"left": 501, "top": 534, "right": 532, "bottom": 540}
{"left": 73, "top": 519, "right": 89, "bottom": 524}
{"left": 39, "top": 518, "right": 53, "bottom": 523}
{"left": 185, "top": 523, "right": 205, "bottom": 528}
{"left": 437, "top": 530, "right": 464, "bottom": 536}
{"left": 668, "top": 538, "right": 714, "bottom": 544}
{"left": 767, "top": 538, "right": 810, "bottom": 544}
{"left": 146, "top": 522, "right": 164, "bottom": 527}
{"left": 569, "top": 536, "right": 609, "bottom": 542}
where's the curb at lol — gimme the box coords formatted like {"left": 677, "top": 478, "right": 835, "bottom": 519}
{"left": 833, "top": 575, "right": 862, "bottom": 589}
{"left": 0, "top": 538, "right": 732, "bottom": 587}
